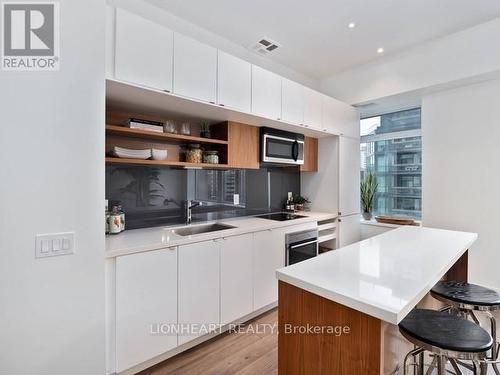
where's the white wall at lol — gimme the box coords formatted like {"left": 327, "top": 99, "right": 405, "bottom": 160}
{"left": 301, "top": 137, "right": 339, "bottom": 214}
{"left": 422, "top": 79, "right": 500, "bottom": 289}
{"left": 321, "top": 18, "right": 500, "bottom": 105}
{"left": 0, "top": 1, "right": 106, "bottom": 374}
{"left": 107, "top": 0, "right": 319, "bottom": 89}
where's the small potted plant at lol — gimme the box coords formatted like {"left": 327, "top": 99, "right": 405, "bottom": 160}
{"left": 293, "top": 195, "right": 310, "bottom": 211}
{"left": 360, "top": 172, "right": 378, "bottom": 220}
{"left": 200, "top": 122, "right": 211, "bottom": 138}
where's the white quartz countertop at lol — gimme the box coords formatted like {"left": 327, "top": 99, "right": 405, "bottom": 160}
{"left": 276, "top": 226, "right": 477, "bottom": 325}
{"left": 106, "top": 211, "right": 335, "bottom": 258}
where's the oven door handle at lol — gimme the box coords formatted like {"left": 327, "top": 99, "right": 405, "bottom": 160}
{"left": 289, "top": 239, "right": 318, "bottom": 249}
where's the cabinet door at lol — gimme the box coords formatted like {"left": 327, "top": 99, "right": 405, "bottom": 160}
{"left": 173, "top": 33, "right": 217, "bottom": 103}
{"left": 300, "top": 136, "right": 318, "bottom": 172}
{"left": 217, "top": 51, "right": 251, "bottom": 112}
{"left": 178, "top": 240, "right": 220, "bottom": 345}
{"left": 115, "top": 8, "right": 173, "bottom": 91}
{"left": 228, "top": 122, "right": 260, "bottom": 169}
{"left": 323, "top": 95, "right": 360, "bottom": 136}
{"left": 116, "top": 247, "right": 177, "bottom": 373}
{"left": 339, "top": 136, "right": 360, "bottom": 216}
{"left": 281, "top": 79, "right": 304, "bottom": 125}
{"left": 251, "top": 65, "right": 282, "bottom": 120}
{"left": 336, "top": 104, "right": 360, "bottom": 138}
{"left": 303, "top": 88, "right": 323, "bottom": 130}
{"left": 322, "top": 95, "right": 338, "bottom": 134}
{"left": 220, "top": 234, "right": 254, "bottom": 324}
{"left": 253, "top": 229, "right": 286, "bottom": 310}
{"left": 338, "top": 214, "right": 361, "bottom": 247}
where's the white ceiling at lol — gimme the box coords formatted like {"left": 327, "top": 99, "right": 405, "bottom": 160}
{"left": 143, "top": 0, "right": 500, "bottom": 79}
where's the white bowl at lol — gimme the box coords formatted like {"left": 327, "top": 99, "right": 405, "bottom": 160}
{"left": 151, "top": 148, "right": 168, "bottom": 160}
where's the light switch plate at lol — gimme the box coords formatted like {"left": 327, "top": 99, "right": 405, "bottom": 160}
{"left": 233, "top": 194, "right": 239, "bottom": 205}
{"left": 36, "top": 232, "right": 75, "bottom": 258}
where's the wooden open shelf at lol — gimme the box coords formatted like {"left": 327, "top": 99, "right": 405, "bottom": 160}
{"left": 105, "top": 157, "right": 230, "bottom": 169}
{"left": 106, "top": 124, "right": 228, "bottom": 145}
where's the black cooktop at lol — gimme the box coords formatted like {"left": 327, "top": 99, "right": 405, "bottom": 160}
{"left": 256, "top": 213, "right": 307, "bottom": 221}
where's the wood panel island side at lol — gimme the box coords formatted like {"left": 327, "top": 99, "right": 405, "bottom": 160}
{"left": 276, "top": 226, "right": 477, "bottom": 375}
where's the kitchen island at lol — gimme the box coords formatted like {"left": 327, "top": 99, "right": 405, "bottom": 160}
{"left": 276, "top": 226, "right": 477, "bottom": 375}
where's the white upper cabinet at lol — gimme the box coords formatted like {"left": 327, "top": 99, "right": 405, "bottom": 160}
{"left": 335, "top": 103, "right": 360, "bottom": 138}
{"left": 251, "top": 65, "right": 282, "bottom": 120}
{"left": 173, "top": 33, "right": 217, "bottom": 103}
{"left": 303, "top": 87, "right": 323, "bottom": 130}
{"left": 220, "top": 234, "right": 254, "bottom": 324}
{"left": 115, "top": 247, "right": 178, "bottom": 373}
{"left": 322, "top": 95, "right": 338, "bottom": 134}
{"left": 323, "top": 95, "right": 360, "bottom": 137}
{"left": 253, "top": 229, "right": 286, "bottom": 310}
{"left": 281, "top": 79, "right": 304, "bottom": 125}
{"left": 115, "top": 8, "right": 173, "bottom": 92}
{"left": 111, "top": 8, "right": 357, "bottom": 135}
{"left": 217, "top": 51, "right": 251, "bottom": 112}
{"left": 178, "top": 240, "right": 220, "bottom": 345}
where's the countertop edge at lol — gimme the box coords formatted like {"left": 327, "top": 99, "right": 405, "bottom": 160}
{"left": 276, "top": 272, "right": 400, "bottom": 324}
{"left": 106, "top": 212, "right": 337, "bottom": 258}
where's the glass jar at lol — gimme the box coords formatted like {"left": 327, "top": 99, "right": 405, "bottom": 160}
{"left": 180, "top": 122, "right": 191, "bottom": 135}
{"left": 117, "top": 204, "right": 125, "bottom": 231}
{"left": 163, "top": 120, "right": 177, "bottom": 134}
{"left": 203, "top": 150, "right": 219, "bottom": 164}
{"left": 186, "top": 144, "right": 203, "bottom": 163}
{"left": 109, "top": 205, "right": 122, "bottom": 234}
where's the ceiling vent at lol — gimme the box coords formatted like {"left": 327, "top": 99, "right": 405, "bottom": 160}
{"left": 250, "top": 37, "right": 281, "bottom": 55}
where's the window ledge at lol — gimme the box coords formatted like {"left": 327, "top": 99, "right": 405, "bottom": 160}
{"left": 360, "top": 218, "right": 421, "bottom": 229}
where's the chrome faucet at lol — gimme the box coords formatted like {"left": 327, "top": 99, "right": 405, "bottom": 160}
{"left": 185, "top": 200, "right": 202, "bottom": 224}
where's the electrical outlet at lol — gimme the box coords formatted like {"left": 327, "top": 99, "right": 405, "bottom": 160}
{"left": 233, "top": 194, "right": 240, "bottom": 205}
{"left": 36, "top": 232, "right": 75, "bottom": 258}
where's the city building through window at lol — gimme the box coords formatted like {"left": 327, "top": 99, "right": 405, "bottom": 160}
{"left": 360, "top": 108, "right": 422, "bottom": 219}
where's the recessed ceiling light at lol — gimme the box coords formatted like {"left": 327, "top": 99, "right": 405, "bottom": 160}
{"left": 348, "top": 22, "right": 356, "bottom": 29}
{"left": 377, "top": 47, "right": 384, "bottom": 54}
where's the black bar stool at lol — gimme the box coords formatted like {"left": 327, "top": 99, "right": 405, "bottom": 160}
{"left": 432, "top": 281, "right": 500, "bottom": 373}
{"left": 399, "top": 309, "right": 493, "bottom": 375}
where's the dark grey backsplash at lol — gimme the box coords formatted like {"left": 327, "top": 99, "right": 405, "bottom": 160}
{"left": 106, "top": 166, "right": 300, "bottom": 229}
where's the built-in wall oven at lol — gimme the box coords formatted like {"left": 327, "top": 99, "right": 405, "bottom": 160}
{"left": 261, "top": 127, "right": 304, "bottom": 165}
{"left": 286, "top": 229, "right": 319, "bottom": 266}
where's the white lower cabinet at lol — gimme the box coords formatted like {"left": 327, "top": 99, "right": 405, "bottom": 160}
{"left": 253, "top": 229, "right": 286, "bottom": 310}
{"left": 220, "top": 234, "right": 254, "bottom": 324}
{"left": 178, "top": 240, "right": 220, "bottom": 345}
{"left": 115, "top": 247, "right": 178, "bottom": 373}
{"left": 113, "top": 226, "right": 307, "bottom": 371}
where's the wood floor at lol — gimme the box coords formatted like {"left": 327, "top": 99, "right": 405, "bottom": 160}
{"left": 139, "top": 309, "right": 278, "bottom": 375}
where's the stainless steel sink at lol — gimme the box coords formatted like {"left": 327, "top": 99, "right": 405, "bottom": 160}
{"left": 172, "top": 223, "right": 235, "bottom": 236}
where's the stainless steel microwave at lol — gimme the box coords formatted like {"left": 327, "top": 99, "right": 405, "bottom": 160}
{"left": 261, "top": 127, "right": 305, "bottom": 165}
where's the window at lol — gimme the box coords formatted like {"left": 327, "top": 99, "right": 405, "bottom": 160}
{"left": 360, "top": 108, "right": 422, "bottom": 219}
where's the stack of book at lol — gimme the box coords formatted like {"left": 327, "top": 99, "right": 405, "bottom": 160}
{"left": 126, "top": 118, "right": 164, "bottom": 133}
